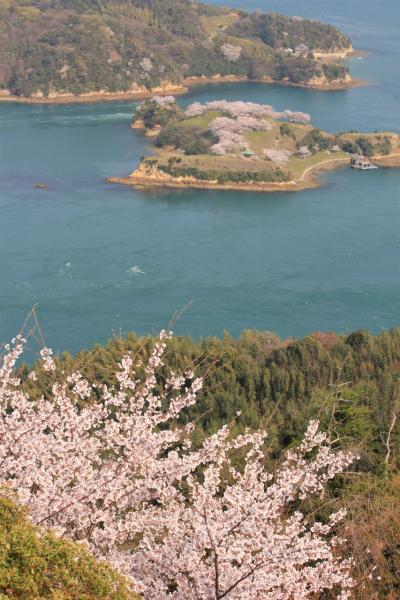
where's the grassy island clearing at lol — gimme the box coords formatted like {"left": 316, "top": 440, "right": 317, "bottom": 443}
{"left": 109, "top": 97, "right": 400, "bottom": 193}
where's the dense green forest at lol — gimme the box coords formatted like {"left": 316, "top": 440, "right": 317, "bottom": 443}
{"left": 21, "top": 328, "right": 400, "bottom": 467}
{"left": 0, "top": 0, "right": 351, "bottom": 97}
{"left": 14, "top": 327, "right": 400, "bottom": 597}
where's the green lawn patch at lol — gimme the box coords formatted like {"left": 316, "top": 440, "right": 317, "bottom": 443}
{"left": 182, "top": 111, "right": 223, "bottom": 129}
{"left": 288, "top": 151, "right": 348, "bottom": 179}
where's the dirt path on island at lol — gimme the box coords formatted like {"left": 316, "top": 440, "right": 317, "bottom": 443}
{"left": 299, "top": 157, "right": 350, "bottom": 182}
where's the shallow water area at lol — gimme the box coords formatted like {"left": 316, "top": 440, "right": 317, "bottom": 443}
{"left": 0, "top": 0, "right": 399, "bottom": 353}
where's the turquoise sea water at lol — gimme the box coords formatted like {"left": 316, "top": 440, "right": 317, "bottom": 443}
{"left": 0, "top": 0, "right": 399, "bottom": 353}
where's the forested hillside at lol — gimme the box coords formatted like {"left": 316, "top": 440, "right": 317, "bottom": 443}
{"left": 0, "top": 0, "right": 352, "bottom": 97}
{"left": 21, "top": 328, "right": 399, "bottom": 466}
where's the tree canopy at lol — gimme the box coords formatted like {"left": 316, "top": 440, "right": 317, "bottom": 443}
{"left": 0, "top": 0, "right": 351, "bottom": 96}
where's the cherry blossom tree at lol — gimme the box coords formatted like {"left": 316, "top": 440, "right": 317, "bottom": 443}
{"left": 281, "top": 110, "right": 311, "bottom": 124}
{"left": 185, "top": 100, "right": 310, "bottom": 124}
{"left": 186, "top": 100, "right": 276, "bottom": 119}
{"left": 0, "top": 331, "right": 204, "bottom": 563}
{"left": 140, "top": 57, "right": 153, "bottom": 73}
{"left": 132, "top": 421, "right": 355, "bottom": 599}
{"left": 208, "top": 115, "right": 271, "bottom": 154}
{"left": 0, "top": 331, "right": 355, "bottom": 599}
{"left": 185, "top": 101, "right": 205, "bottom": 118}
{"left": 221, "top": 43, "right": 242, "bottom": 63}
{"left": 152, "top": 95, "right": 176, "bottom": 107}
{"left": 264, "top": 148, "right": 292, "bottom": 165}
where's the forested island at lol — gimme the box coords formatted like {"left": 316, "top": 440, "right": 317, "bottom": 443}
{"left": 0, "top": 0, "right": 355, "bottom": 102}
{"left": 109, "top": 97, "right": 400, "bottom": 192}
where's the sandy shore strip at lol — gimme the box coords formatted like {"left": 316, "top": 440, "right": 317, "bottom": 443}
{"left": 107, "top": 174, "right": 303, "bottom": 194}
{"left": 371, "top": 153, "right": 400, "bottom": 167}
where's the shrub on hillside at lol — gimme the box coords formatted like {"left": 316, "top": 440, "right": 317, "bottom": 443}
{"left": 134, "top": 98, "right": 182, "bottom": 129}
{"left": 322, "top": 63, "right": 349, "bottom": 81}
{"left": 341, "top": 139, "right": 359, "bottom": 154}
{"left": 0, "top": 495, "right": 138, "bottom": 600}
{"left": 356, "top": 137, "right": 375, "bottom": 157}
{"left": 156, "top": 124, "right": 217, "bottom": 154}
{"left": 301, "top": 128, "right": 332, "bottom": 151}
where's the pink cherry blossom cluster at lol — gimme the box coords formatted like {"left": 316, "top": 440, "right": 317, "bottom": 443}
{"left": 140, "top": 57, "right": 153, "bottom": 73}
{"left": 264, "top": 148, "right": 292, "bottom": 165}
{"left": 133, "top": 421, "right": 355, "bottom": 599}
{"left": 210, "top": 116, "right": 271, "bottom": 135}
{"left": 209, "top": 115, "right": 271, "bottom": 155}
{"left": 185, "top": 100, "right": 276, "bottom": 119}
{"left": 220, "top": 43, "right": 242, "bottom": 63}
{"left": 283, "top": 110, "right": 311, "bottom": 123}
{"left": 185, "top": 100, "right": 310, "bottom": 124}
{"left": 152, "top": 96, "right": 176, "bottom": 107}
{"left": 40, "top": 347, "right": 56, "bottom": 371}
{"left": 0, "top": 332, "right": 355, "bottom": 599}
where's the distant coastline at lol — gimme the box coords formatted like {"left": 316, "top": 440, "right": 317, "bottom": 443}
{"left": 0, "top": 76, "right": 362, "bottom": 106}
{"left": 0, "top": 47, "right": 362, "bottom": 105}
{"left": 0, "top": 85, "right": 188, "bottom": 106}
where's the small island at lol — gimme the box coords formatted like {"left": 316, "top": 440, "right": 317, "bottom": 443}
{"left": 108, "top": 97, "right": 400, "bottom": 193}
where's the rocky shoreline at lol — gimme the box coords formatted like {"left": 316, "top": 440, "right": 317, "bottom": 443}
{"left": 106, "top": 160, "right": 336, "bottom": 194}
{"left": 0, "top": 77, "right": 358, "bottom": 105}
{"left": 0, "top": 53, "right": 359, "bottom": 105}
{"left": 0, "top": 83, "right": 187, "bottom": 105}
{"left": 107, "top": 153, "right": 400, "bottom": 194}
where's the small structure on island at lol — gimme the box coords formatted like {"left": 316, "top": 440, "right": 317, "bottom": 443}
{"left": 297, "top": 146, "right": 312, "bottom": 159}
{"left": 331, "top": 144, "right": 341, "bottom": 152}
{"left": 242, "top": 148, "right": 255, "bottom": 158}
{"left": 351, "top": 154, "right": 378, "bottom": 170}
{"left": 294, "top": 43, "right": 310, "bottom": 57}
{"left": 284, "top": 48, "right": 294, "bottom": 55}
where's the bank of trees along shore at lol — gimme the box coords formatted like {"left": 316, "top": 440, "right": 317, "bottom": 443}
{"left": 0, "top": 0, "right": 351, "bottom": 97}
{"left": 0, "top": 326, "right": 397, "bottom": 598}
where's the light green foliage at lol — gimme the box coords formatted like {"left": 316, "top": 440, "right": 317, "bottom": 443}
{"left": 0, "top": 495, "right": 139, "bottom": 599}
{"left": 182, "top": 110, "right": 223, "bottom": 129}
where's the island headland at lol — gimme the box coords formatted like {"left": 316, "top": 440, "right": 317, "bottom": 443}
{"left": 0, "top": 0, "right": 358, "bottom": 104}
{"left": 108, "top": 97, "right": 400, "bottom": 193}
